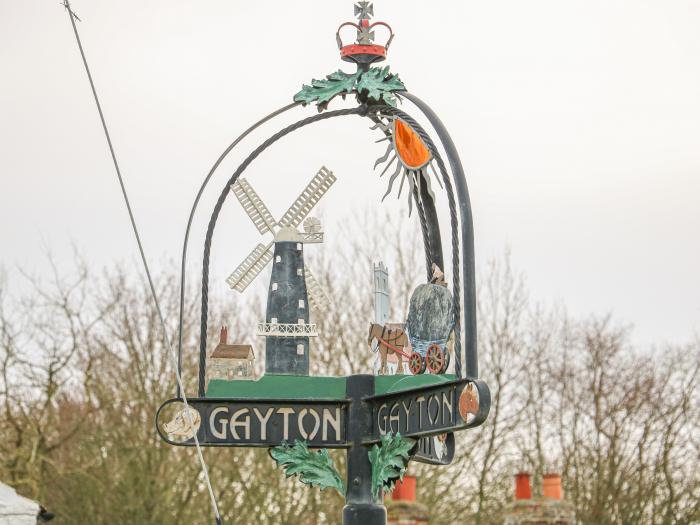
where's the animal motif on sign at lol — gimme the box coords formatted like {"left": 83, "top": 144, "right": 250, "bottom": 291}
{"left": 433, "top": 433, "right": 448, "bottom": 460}
{"left": 459, "top": 384, "right": 479, "bottom": 422}
{"left": 367, "top": 323, "right": 410, "bottom": 375}
{"left": 163, "top": 406, "right": 201, "bottom": 441}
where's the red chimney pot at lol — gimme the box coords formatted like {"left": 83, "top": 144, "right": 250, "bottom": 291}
{"left": 542, "top": 473, "right": 563, "bottom": 500}
{"left": 515, "top": 472, "right": 532, "bottom": 500}
{"left": 391, "top": 475, "right": 416, "bottom": 502}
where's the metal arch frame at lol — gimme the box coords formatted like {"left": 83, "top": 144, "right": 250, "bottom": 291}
{"left": 177, "top": 96, "right": 476, "bottom": 398}
{"left": 196, "top": 108, "right": 371, "bottom": 395}
{"left": 176, "top": 101, "right": 301, "bottom": 397}
{"left": 401, "top": 92, "right": 479, "bottom": 379}
{"left": 192, "top": 105, "right": 457, "bottom": 397}
{"left": 177, "top": 104, "right": 445, "bottom": 397}
{"left": 367, "top": 113, "right": 444, "bottom": 276}
{"left": 370, "top": 105, "right": 464, "bottom": 379}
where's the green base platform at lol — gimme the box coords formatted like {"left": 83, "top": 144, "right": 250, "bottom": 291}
{"left": 206, "top": 373, "right": 458, "bottom": 400}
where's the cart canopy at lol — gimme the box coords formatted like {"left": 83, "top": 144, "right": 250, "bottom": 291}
{"left": 405, "top": 283, "right": 454, "bottom": 341}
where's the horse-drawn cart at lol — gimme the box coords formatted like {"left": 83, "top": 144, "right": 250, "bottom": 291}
{"left": 368, "top": 278, "right": 455, "bottom": 376}
{"left": 404, "top": 280, "right": 455, "bottom": 375}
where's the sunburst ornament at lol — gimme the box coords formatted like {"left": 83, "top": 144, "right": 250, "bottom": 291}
{"left": 372, "top": 116, "right": 443, "bottom": 214}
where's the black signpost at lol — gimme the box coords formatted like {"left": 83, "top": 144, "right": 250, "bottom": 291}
{"left": 157, "top": 376, "right": 490, "bottom": 524}
{"left": 156, "top": 379, "right": 488, "bottom": 448}
{"left": 156, "top": 3, "right": 491, "bottom": 524}
{"left": 344, "top": 375, "right": 384, "bottom": 523}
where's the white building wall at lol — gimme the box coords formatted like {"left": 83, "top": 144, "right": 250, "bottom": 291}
{"left": 0, "top": 483, "right": 39, "bottom": 525}
{"left": 373, "top": 262, "right": 390, "bottom": 325}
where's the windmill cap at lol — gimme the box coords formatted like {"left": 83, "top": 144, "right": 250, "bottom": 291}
{"left": 275, "top": 226, "right": 302, "bottom": 242}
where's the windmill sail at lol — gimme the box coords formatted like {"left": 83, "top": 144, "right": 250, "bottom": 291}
{"left": 227, "top": 167, "right": 334, "bottom": 300}
{"left": 231, "top": 178, "right": 277, "bottom": 234}
{"left": 278, "top": 167, "right": 336, "bottom": 228}
{"left": 226, "top": 242, "right": 274, "bottom": 292}
{"left": 304, "top": 267, "right": 331, "bottom": 312}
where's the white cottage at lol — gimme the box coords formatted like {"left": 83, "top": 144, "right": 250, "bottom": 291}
{"left": 206, "top": 327, "right": 255, "bottom": 386}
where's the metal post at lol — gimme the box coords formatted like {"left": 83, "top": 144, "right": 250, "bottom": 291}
{"left": 344, "top": 375, "right": 386, "bottom": 525}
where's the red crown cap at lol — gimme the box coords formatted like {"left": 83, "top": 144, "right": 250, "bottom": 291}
{"left": 336, "top": 2, "right": 394, "bottom": 67}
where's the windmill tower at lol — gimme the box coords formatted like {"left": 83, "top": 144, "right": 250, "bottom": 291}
{"left": 226, "top": 167, "right": 334, "bottom": 376}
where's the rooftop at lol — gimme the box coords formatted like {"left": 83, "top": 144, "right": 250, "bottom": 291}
{"left": 211, "top": 344, "right": 254, "bottom": 360}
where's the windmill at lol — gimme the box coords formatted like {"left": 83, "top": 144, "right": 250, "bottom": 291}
{"left": 226, "top": 166, "right": 335, "bottom": 376}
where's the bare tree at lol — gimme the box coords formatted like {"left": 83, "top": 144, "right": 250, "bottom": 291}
{"left": 1, "top": 235, "right": 699, "bottom": 524}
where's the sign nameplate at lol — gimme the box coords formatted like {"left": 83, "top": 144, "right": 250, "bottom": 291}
{"left": 367, "top": 379, "right": 490, "bottom": 442}
{"left": 156, "top": 398, "right": 349, "bottom": 448}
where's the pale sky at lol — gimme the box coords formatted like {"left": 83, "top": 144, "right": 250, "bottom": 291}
{"left": 1, "top": 0, "right": 699, "bottom": 349}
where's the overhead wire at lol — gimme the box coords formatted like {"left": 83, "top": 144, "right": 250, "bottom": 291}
{"left": 60, "top": 1, "right": 223, "bottom": 523}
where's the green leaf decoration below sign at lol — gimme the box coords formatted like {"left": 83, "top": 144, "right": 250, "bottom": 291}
{"left": 270, "top": 440, "right": 345, "bottom": 497}
{"left": 293, "top": 67, "right": 406, "bottom": 110}
{"left": 355, "top": 66, "right": 405, "bottom": 107}
{"left": 368, "top": 432, "right": 413, "bottom": 502}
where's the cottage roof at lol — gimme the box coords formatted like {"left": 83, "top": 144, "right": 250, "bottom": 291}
{"left": 211, "top": 344, "right": 254, "bottom": 359}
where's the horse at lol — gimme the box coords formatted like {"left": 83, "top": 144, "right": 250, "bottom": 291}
{"left": 367, "top": 323, "right": 410, "bottom": 375}
{"left": 459, "top": 384, "right": 479, "bottom": 421}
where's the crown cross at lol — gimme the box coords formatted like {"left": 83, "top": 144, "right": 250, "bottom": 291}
{"left": 354, "top": 2, "right": 374, "bottom": 21}
{"left": 357, "top": 26, "right": 375, "bottom": 45}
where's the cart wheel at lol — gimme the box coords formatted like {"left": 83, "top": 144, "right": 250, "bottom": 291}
{"left": 426, "top": 344, "right": 445, "bottom": 374}
{"left": 409, "top": 352, "right": 426, "bottom": 375}
{"left": 441, "top": 350, "right": 451, "bottom": 374}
